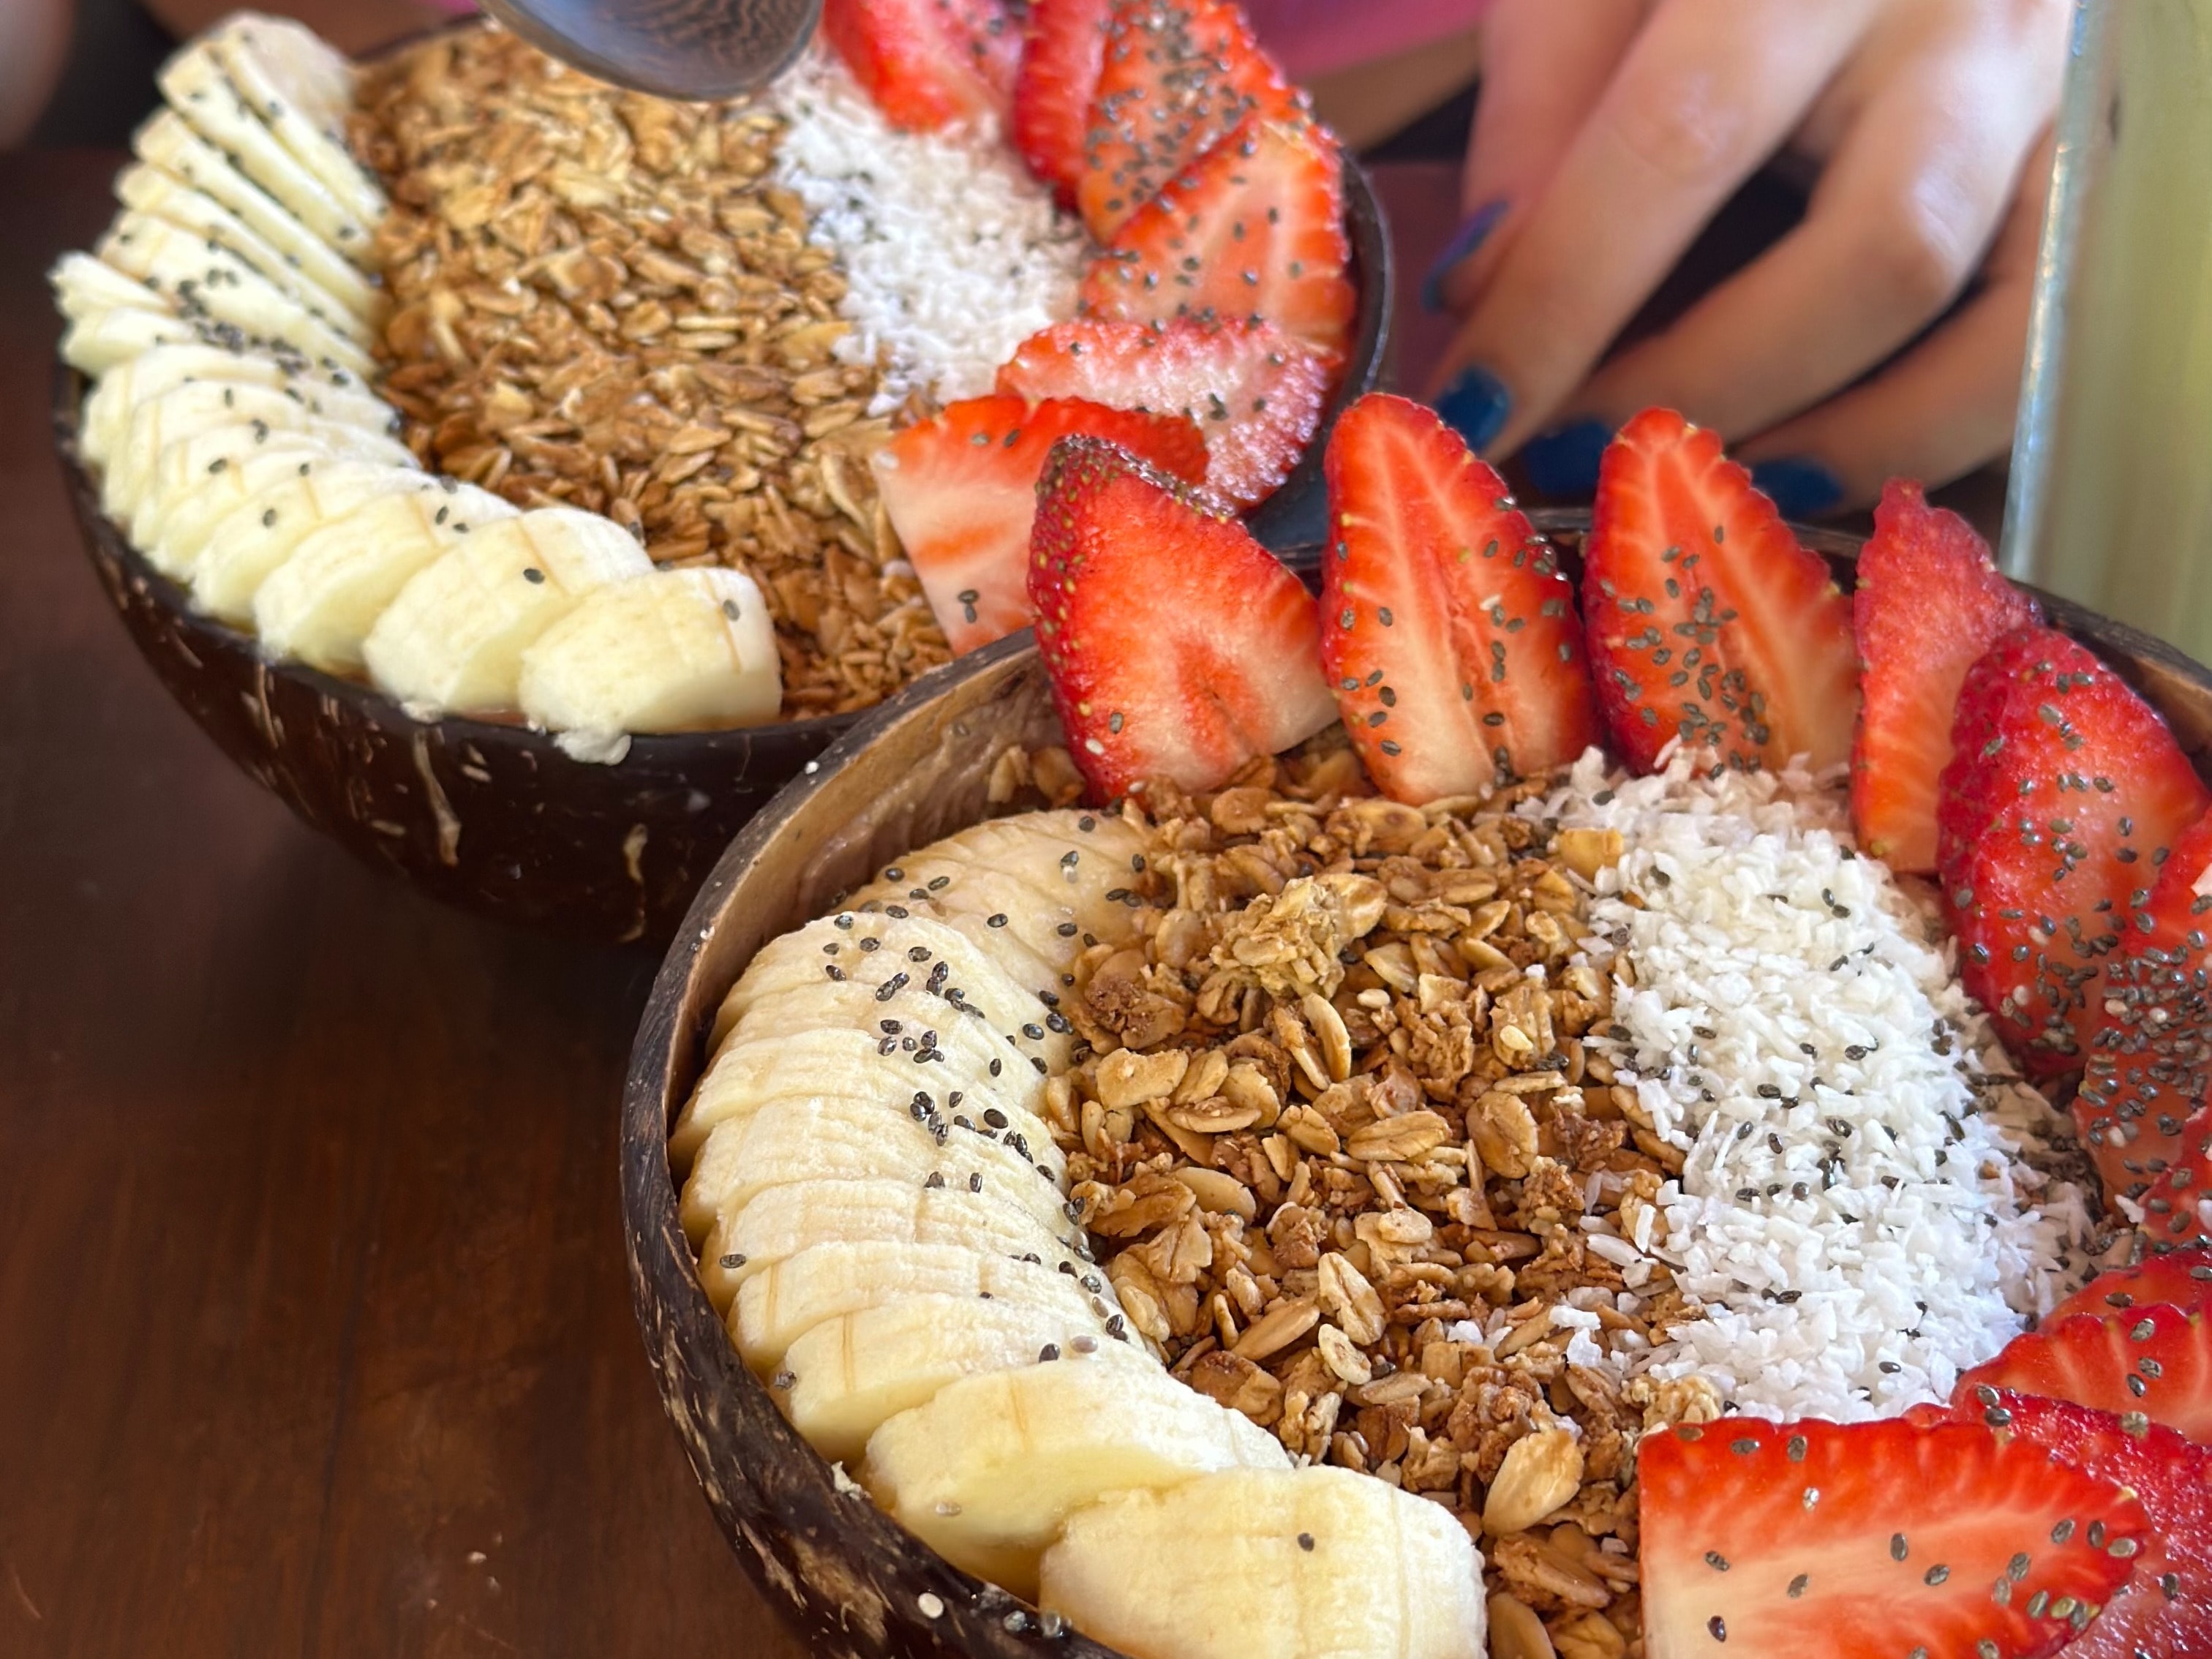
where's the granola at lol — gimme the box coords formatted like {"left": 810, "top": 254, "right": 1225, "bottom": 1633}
{"left": 354, "top": 27, "right": 952, "bottom": 718}
{"left": 1042, "top": 736, "right": 1718, "bottom": 1655}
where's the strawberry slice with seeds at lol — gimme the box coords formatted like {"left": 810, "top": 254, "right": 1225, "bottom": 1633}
{"left": 1077, "top": 0, "right": 1294, "bottom": 239}
{"left": 1080, "top": 113, "right": 1355, "bottom": 364}
{"left": 1583, "top": 408, "right": 1859, "bottom": 775}
{"left": 875, "top": 395, "right": 1209, "bottom": 655}
{"left": 821, "top": 0, "right": 1019, "bottom": 131}
{"left": 1936, "top": 625, "right": 2211, "bottom": 1076}
{"left": 1317, "top": 393, "right": 1600, "bottom": 802}
{"left": 2051, "top": 1249, "right": 2212, "bottom": 1324}
{"left": 996, "top": 317, "right": 1332, "bottom": 509}
{"left": 1957, "top": 1305, "right": 2212, "bottom": 1445}
{"left": 1946, "top": 1387, "right": 2212, "bottom": 1659}
{"left": 2138, "top": 1107, "right": 2212, "bottom": 1254}
{"left": 1639, "top": 1415, "right": 2148, "bottom": 1659}
{"left": 1012, "top": 0, "right": 1112, "bottom": 205}
{"left": 1851, "top": 480, "right": 2042, "bottom": 872}
{"left": 1028, "top": 435, "right": 1336, "bottom": 800}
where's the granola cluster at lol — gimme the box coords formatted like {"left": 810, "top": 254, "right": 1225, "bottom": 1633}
{"left": 353, "top": 28, "right": 953, "bottom": 718}
{"left": 1039, "top": 740, "right": 1718, "bottom": 1658}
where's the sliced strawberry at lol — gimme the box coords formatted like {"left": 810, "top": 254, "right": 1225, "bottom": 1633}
{"left": 1077, "top": 0, "right": 1294, "bottom": 239}
{"left": 1582, "top": 408, "right": 1859, "bottom": 775}
{"left": 2138, "top": 1107, "right": 2212, "bottom": 1254}
{"left": 1317, "top": 393, "right": 1600, "bottom": 803}
{"left": 1027, "top": 436, "right": 1336, "bottom": 800}
{"left": 996, "top": 317, "right": 1331, "bottom": 510}
{"left": 821, "top": 0, "right": 1018, "bottom": 132}
{"left": 1957, "top": 1304, "right": 2212, "bottom": 1445}
{"left": 1947, "top": 1387, "right": 2212, "bottom": 1659}
{"left": 875, "top": 395, "right": 1208, "bottom": 655}
{"left": 1639, "top": 1415, "right": 2148, "bottom": 1659}
{"left": 2050, "top": 1249, "right": 2212, "bottom": 1324}
{"left": 1080, "top": 113, "right": 1355, "bottom": 364}
{"left": 1851, "top": 480, "right": 2042, "bottom": 872}
{"left": 1012, "top": 0, "right": 1113, "bottom": 205}
{"left": 1936, "top": 625, "right": 2211, "bottom": 1075}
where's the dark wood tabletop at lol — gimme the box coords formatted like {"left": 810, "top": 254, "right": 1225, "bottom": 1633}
{"left": 0, "top": 148, "right": 809, "bottom": 1658}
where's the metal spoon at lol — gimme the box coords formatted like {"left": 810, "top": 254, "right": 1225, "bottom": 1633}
{"left": 474, "top": 0, "right": 821, "bottom": 102}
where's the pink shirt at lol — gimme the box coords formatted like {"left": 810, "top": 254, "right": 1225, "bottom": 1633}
{"left": 1240, "top": 0, "right": 1491, "bottom": 80}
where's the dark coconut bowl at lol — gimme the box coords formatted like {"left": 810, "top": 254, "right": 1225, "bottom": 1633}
{"left": 50, "top": 129, "right": 1390, "bottom": 946}
{"left": 620, "top": 512, "right": 2212, "bottom": 1656}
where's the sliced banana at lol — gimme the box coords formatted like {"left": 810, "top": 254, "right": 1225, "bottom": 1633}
{"left": 679, "top": 1095, "right": 1075, "bottom": 1250}
{"left": 134, "top": 110, "right": 376, "bottom": 298}
{"left": 865, "top": 1361, "right": 1286, "bottom": 1597}
{"left": 734, "top": 1240, "right": 1117, "bottom": 1374}
{"left": 97, "top": 214, "right": 374, "bottom": 377}
{"left": 783, "top": 1293, "right": 1154, "bottom": 1465}
{"left": 83, "top": 341, "right": 391, "bottom": 468}
{"left": 191, "top": 464, "right": 441, "bottom": 622}
{"left": 254, "top": 481, "right": 519, "bottom": 674}
{"left": 110, "top": 377, "right": 396, "bottom": 530}
{"left": 695, "top": 1175, "right": 1079, "bottom": 1313}
{"left": 50, "top": 250, "right": 169, "bottom": 328}
{"left": 1039, "top": 1467, "right": 1490, "bottom": 1659}
{"left": 207, "top": 16, "right": 383, "bottom": 230}
{"left": 516, "top": 568, "right": 782, "bottom": 753}
{"left": 138, "top": 423, "right": 415, "bottom": 552}
{"left": 139, "top": 440, "right": 326, "bottom": 579}
{"left": 157, "top": 41, "right": 375, "bottom": 255}
{"left": 60, "top": 309, "right": 203, "bottom": 376}
{"left": 116, "top": 163, "right": 380, "bottom": 327}
{"left": 363, "top": 508, "right": 652, "bottom": 716}
{"left": 672, "top": 1024, "right": 1056, "bottom": 1177}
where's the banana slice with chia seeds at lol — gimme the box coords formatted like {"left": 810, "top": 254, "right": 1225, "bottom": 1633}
{"left": 156, "top": 41, "right": 375, "bottom": 255}
{"left": 190, "top": 464, "right": 443, "bottom": 622}
{"left": 97, "top": 215, "right": 375, "bottom": 377}
{"left": 115, "top": 164, "right": 381, "bottom": 328}
{"left": 112, "top": 377, "right": 402, "bottom": 531}
{"left": 138, "top": 422, "right": 415, "bottom": 554}
{"left": 516, "top": 568, "right": 783, "bottom": 760}
{"left": 252, "top": 481, "right": 520, "bottom": 672}
{"left": 83, "top": 341, "right": 392, "bottom": 469}
{"left": 60, "top": 309, "right": 203, "bottom": 376}
{"left": 134, "top": 110, "right": 378, "bottom": 298}
{"left": 50, "top": 250, "right": 170, "bottom": 328}
{"left": 206, "top": 16, "right": 383, "bottom": 230}
{"left": 362, "top": 508, "right": 653, "bottom": 716}
{"left": 138, "top": 440, "right": 326, "bottom": 579}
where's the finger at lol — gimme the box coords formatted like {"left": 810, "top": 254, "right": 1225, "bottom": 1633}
{"left": 1426, "top": 0, "right": 1647, "bottom": 315}
{"left": 1736, "top": 129, "right": 2054, "bottom": 514}
{"left": 1427, "top": 0, "right": 1878, "bottom": 455}
{"left": 1557, "top": 26, "right": 2055, "bottom": 454}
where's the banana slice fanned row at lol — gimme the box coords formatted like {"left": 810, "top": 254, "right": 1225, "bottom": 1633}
{"left": 676, "top": 810, "right": 1492, "bottom": 1658}
{"left": 55, "top": 12, "right": 784, "bottom": 749}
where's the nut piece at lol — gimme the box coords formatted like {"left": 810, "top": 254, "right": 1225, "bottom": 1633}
{"left": 1486, "top": 1594, "right": 1558, "bottom": 1659}
{"left": 1096, "top": 1047, "right": 1191, "bottom": 1110}
{"left": 1554, "top": 827, "right": 1625, "bottom": 881}
{"left": 1231, "top": 1295, "right": 1320, "bottom": 1361}
{"left": 1344, "top": 1110, "right": 1451, "bottom": 1162}
{"left": 1483, "top": 1428, "right": 1586, "bottom": 1535}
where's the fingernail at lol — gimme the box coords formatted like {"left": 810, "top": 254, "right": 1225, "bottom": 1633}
{"left": 1749, "top": 457, "right": 1844, "bottom": 522}
{"left": 1421, "top": 199, "right": 1508, "bottom": 313}
{"left": 1434, "top": 366, "right": 1511, "bottom": 453}
{"left": 1519, "top": 419, "right": 1613, "bottom": 499}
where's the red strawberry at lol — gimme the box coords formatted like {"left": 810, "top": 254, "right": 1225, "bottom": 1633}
{"left": 1317, "top": 394, "right": 1600, "bottom": 803}
{"left": 821, "top": 0, "right": 1018, "bottom": 132}
{"left": 875, "top": 395, "right": 1209, "bottom": 655}
{"left": 1949, "top": 1387, "right": 2212, "bottom": 1659}
{"left": 1639, "top": 1415, "right": 2148, "bottom": 1659}
{"left": 1936, "top": 625, "right": 2211, "bottom": 1075}
{"left": 1957, "top": 1304, "right": 2212, "bottom": 1445}
{"left": 1583, "top": 408, "right": 1859, "bottom": 775}
{"left": 1012, "top": 0, "right": 1113, "bottom": 205}
{"left": 1851, "top": 481, "right": 2042, "bottom": 872}
{"left": 1080, "top": 114, "right": 1355, "bottom": 364}
{"left": 2050, "top": 1249, "right": 2212, "bottom": 1324}
{"left": 2137, "top": 1107, "right": 2212, "bottom": 1254}
{"left": 996, "top": 317, "right": 1332, "bottom": 509}
{"left": 1077, "top": 0, "right": 1294, "bottom": 239}
{"left": 1027, "top": 436, "right": 1336, "bottom": 800}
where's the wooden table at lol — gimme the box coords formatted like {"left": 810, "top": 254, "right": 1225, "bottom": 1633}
{"left": 0, "top": 150, "right": 806, "bottom": 1658}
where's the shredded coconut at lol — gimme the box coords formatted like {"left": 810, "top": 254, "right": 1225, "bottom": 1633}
{"left": 1527, "top": 745, "right": 2110, "bottom": 1423}
{"left": 772, "top": 50, "right": 1087, "bottom": 413}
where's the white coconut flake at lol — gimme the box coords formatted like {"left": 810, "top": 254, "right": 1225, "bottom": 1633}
{"left": 771, "top": 49, "right": 1087, "bottom": 413}
{"left": 1524, "top": 745, "right": 2109, "bottom": 1423}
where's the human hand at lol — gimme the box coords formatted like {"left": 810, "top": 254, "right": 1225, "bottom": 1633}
{"left": 1424, "top": 0, "right": 2069, "bottom": 515}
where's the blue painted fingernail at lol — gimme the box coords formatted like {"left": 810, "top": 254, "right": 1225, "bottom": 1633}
{"left": 1520, "top": 419, "right": 1612, "bottom": 499}
{"left": 1434, "top": 366, "right": 1511, "bottom": 453}
{"left": 1749, "top": 457, "right": 1844, "bottom": 521}
{"left": 1421, "top": 199, "right": 1508, "bottom": 313}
